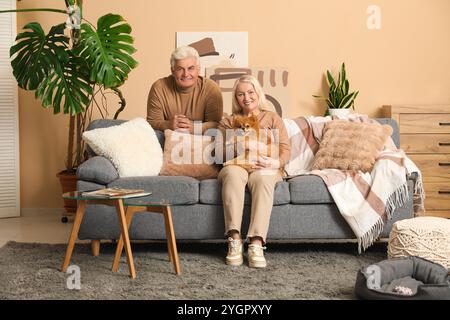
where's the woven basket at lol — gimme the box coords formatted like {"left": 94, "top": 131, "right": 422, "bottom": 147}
{"left": 388, "top": 217, "right": 450, "bottom": 269}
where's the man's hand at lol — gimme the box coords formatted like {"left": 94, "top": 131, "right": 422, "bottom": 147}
{"left": 170, "top": 115, "right": 193, "bottom": 133}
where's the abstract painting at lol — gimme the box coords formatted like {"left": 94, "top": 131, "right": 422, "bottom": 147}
{"left": 206, "top": 67, "right": 290, "bottom": 117}
{"left": 176, "top": 32, "right": 248, "bottom": 75}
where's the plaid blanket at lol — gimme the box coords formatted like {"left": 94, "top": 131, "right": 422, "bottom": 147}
{"left": 283, "top": 114, "right": 425, "bottom": 252}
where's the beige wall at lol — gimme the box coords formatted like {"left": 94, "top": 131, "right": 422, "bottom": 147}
{"left": 16, "top": 0, "right": 450, "bottom": 208}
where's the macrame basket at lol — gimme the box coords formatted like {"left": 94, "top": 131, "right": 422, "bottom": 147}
{"left": 388, "top": 217, "right": 450, "bottom": 269}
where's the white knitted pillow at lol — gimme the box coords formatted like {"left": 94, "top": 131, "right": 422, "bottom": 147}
{"left": 82, "top": 118, "right": 163, "bottom": 177}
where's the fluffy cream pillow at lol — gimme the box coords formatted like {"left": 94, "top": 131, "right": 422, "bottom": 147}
{"left": 159, "top": 129, "right": 220, "bottom": 180}
{"left": 312, "top": 120, "right": 393, "bottom": 173}
{"left": 82, "top": 118, "right": 163, "bottom": 177}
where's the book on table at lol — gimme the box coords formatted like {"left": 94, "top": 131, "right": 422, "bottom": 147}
{"left": 82, "top": 187, "right": 151, "bottom": 198}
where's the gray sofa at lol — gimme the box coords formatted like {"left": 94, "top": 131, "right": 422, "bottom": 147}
{"left": 76, "top": 118, "right": 414, "bottom": 252}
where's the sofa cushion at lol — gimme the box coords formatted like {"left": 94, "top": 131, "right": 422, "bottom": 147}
{"left": 108, "top": 176, "right": 199, "bottom": 205}
{"left": 312, "top": 119, "right": 393, "bottom": 173}
{"left": 85, "top": 119, "right": 126, "bottom": 157}
{"left": 199, "top": 179, "right": 290, "bottom": 205}
{"left": 288, "top": 175, "right": 333, "bottom": 204}
{"left": 82, "top": 118, "right": 163, "bottom": 177}
{"left": 159, "top": 129, "right": 220, "bottom": 180}
{"left": 76, "top": 156, "right": 119, "bottom": 184}
{"left": 85, "top": 119, "right": 165, "bottom": 156}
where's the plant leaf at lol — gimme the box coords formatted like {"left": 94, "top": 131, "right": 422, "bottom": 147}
{"left": 340, "top": 63, "right": 346, "bottom": 86}
{"left": 350, "top": 91, "right": 359, "bottom": 109}
{"left": 343, "top": 79, "right": 349, "bottom": 95}
{"left": 75, "top": 13, "right": 138, "bottom": 88}
{"left": 326, "top": 99, "right": 334, "bottom": 108}
{"left": 337, "top": 71, "right": 341, "bottom": 91}
{"left": 339, "top": 91, "right": 358, "bottom": 109}
{"left": 326, "top": 70, "right": 335, "bottom": 87}
{"left": 36, "top": 52, "right": 92, "bottom": 115}
{"left": 10, "top": 23, "right": 68, "bottom": 90}
{"left": 328, "top": 89, "right": 335, "bottom": 108}
{"left": 337, "top": 93, "right": 354, "bottom": 109}
{"left": 335, "top": 84, "right": 343, "bottom": 108}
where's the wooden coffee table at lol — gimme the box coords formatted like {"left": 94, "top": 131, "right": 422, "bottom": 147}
{"left": 61, "top": 191, "right": 181, "bottom": 279}
{"left": 111, "top": 200, "right": 181, "bottom": 276}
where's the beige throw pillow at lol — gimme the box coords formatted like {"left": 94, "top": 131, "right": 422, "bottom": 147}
{"left": 159, "top": 129, "right": 220, "bottom": 180}
{"left": 312, "top": 120, "right": 393, "bottom": 173}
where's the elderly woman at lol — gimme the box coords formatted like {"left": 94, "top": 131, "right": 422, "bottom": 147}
{"left": 216, "top": 75, "right": 291, "bottom": 268}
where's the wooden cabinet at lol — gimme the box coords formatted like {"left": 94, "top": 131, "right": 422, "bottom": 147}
{"left": 383, "top": 105, "right": 450, "bottom": 218}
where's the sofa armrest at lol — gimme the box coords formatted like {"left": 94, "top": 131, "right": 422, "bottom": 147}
{"left": 77, "top": 156, "right": 119, "bottom": 184}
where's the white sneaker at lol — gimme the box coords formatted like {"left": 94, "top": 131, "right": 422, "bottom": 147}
{"left": 226, "top": 237, "right": 243, "bottom": 266}
{"left": 248, "top": 244, "right": 267, "bottom": 268}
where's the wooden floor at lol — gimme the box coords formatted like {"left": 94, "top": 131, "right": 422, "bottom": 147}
{"left": 0, "top": 212, "right": 85, "bottom": 248}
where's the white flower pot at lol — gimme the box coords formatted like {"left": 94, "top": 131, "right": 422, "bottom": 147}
{"left": 329, "top": 108, "right": 351, "bottom": 118}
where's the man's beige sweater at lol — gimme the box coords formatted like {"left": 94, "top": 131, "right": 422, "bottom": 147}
{"left": 147, "top": 75, "right": 223, "bottom": 132}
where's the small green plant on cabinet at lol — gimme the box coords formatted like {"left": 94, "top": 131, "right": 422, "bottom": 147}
{"left": 313, "top": 63, "right": 359, "bottom": 116}
{"left": 0, "top": 0, "right": 138, "bottom": 172}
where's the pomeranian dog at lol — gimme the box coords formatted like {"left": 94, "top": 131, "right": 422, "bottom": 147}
{"left": 224, "top": 114, "right": 273, "bottom": 171}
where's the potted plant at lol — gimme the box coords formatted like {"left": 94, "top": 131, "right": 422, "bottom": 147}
{"left": 313, "top": 63, "right": 359, "bottom": 117}
{"left": 0, "top": 0, "right": 138, "bottom": 219}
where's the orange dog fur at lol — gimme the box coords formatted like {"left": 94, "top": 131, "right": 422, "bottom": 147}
{"left": 224, "top": 115, "right": 273, "bottom": 171}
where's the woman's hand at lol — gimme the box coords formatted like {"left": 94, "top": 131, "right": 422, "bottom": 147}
{"left": 252, "top": 155, "right": 280, "bottom": 169}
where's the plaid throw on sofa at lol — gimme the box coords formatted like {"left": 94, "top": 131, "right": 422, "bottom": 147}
{"left": 283, "top": 114, "right": 425, "bottom": 253}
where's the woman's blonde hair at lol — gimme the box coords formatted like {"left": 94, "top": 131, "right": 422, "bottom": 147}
{"left": 231, "top": 75, "right": 273, "bottom": 115}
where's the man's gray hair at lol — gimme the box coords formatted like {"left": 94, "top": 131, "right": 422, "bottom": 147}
{"left": 170, "top": 46, "right": 200, "bottom": 69}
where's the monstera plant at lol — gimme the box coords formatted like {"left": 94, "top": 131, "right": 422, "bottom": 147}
{"left": 0, "top": 0, "right": 138, "bottom": 219}
{"left": 1, "top": 0, "right": 138, "bottom": 171}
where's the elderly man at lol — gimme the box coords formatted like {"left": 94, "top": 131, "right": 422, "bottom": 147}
{"left": 147, "top": 46, "right": 223, "bottom": 133}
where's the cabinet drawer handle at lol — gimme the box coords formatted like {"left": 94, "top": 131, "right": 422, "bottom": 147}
{"left": 439, "top": 122, "right": 450, "bottom": 126}
{"left": 438, "top": 191, "right": 450, "bottom": 194}
{"left": 439, "top": 142, "right": 450, "bottom": 146}
{"left": 438, "top": 162, "right": 450, "bottom": 166}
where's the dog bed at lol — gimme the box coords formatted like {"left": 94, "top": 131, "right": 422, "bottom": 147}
{"left": 355, "top": 256, "right": 450, "bottom": 300}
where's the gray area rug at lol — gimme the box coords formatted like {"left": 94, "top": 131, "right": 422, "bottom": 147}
{"left": 0, "top": 241, "right": 388, "bottom": 300}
